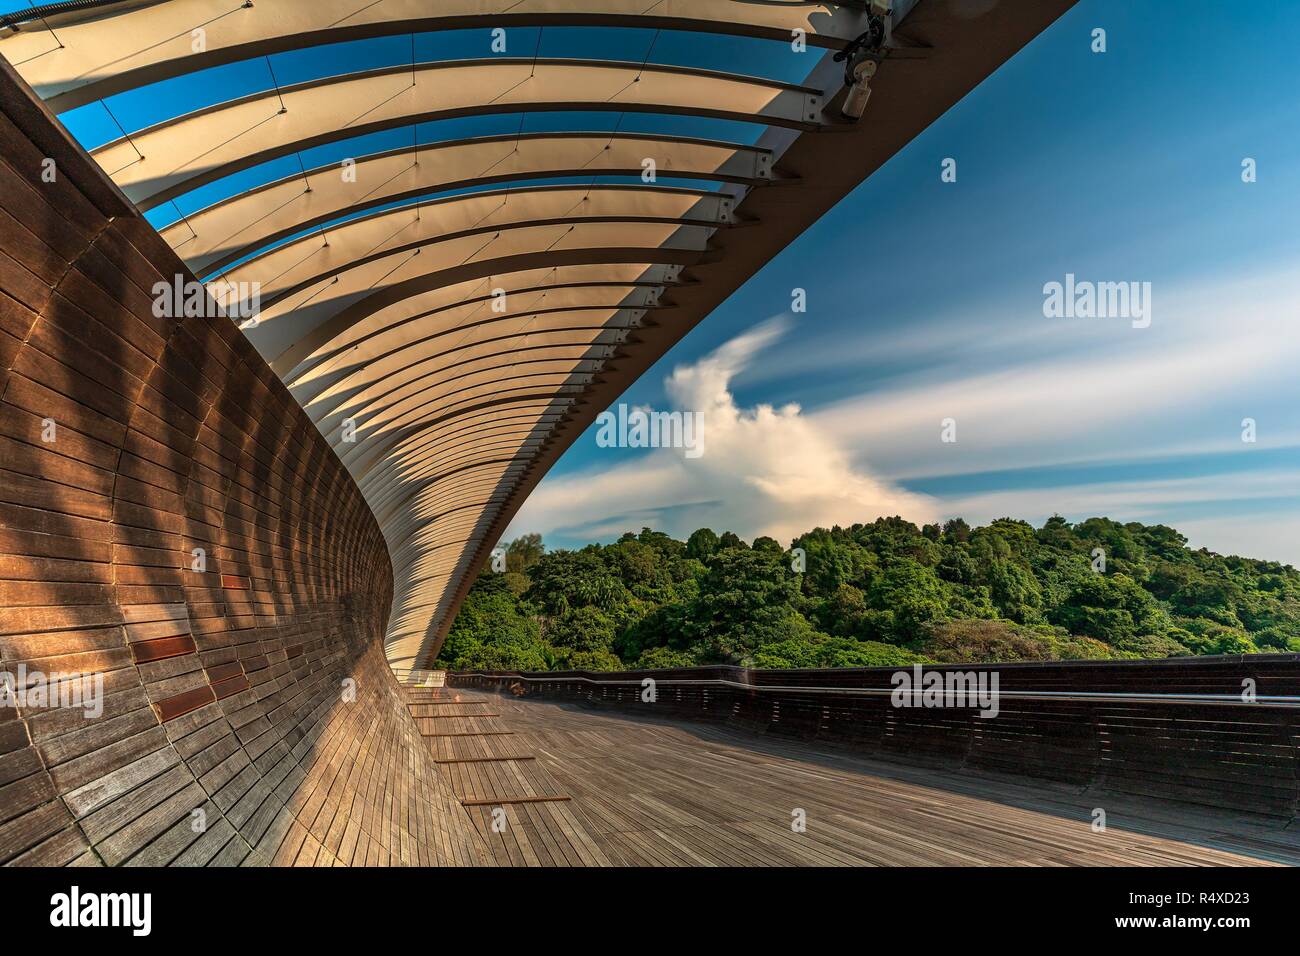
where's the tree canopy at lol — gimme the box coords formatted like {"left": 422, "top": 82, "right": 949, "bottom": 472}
{"left": 434, "top": 516, "right": 1300, "bottom": 672}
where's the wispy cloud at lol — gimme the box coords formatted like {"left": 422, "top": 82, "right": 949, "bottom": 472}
{"left": 511, "top": 267, "right": 1300, "bottom": 563}
{"left": 810, "top": 269, "right": 1300, "bottom": 481}
{"left": 940, "top": 469, "right": 1300, "bottom": 565}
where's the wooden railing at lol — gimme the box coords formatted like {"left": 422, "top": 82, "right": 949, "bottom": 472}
{"left": 450, "top": 654, "right": 1300, "bottom": 822}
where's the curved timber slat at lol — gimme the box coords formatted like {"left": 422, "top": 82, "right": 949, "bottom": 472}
{"left": 278, "top": 262, "right": 676, "bottom": 378}
{"left": 163, "top": 133, "right": 773, "bottom": 278}
{"left": 295, "top": 298, "right": 654, "bottom": 413}
{"left": 0, "top": 0, "right": 1080, "bottom": 691}
{"left": 255, "top": 251, "right": 690, "bottom": 376}
{"left": 0, "top": 0, "right": 1096, "bottom": 867}
{"left": 326, "top": 354, "right": 610, "bottom": 454}
{"left": 215, "top": 183, "right": 731, "bottom": 303}
{"left": 340, "top": 382, "right": 590, "bottom": 482}
{"left": 356, "top": 408, "right": 569, "bottom": 498}
{"left": 303, "top": 307, "right": 641, "bottom": 426}
{"left": 2, "top": 0, "right": 872, "bottom": 111}
{"left": 91, "top": 58, "right": 825, "bottom": 210}
{"left": 347, "top": 394, "right": 574, "bottom": 485}
{"left": 309, "top": 330, "right": 626, "bottom": 439}
{"left": 231, "top": 243, "right": 705, "bottom": 365}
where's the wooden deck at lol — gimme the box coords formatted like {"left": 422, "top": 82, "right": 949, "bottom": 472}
{"left": 412, "top": 689, "right": 1300, "bottom": 867}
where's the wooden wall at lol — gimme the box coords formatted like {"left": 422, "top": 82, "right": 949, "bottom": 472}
{"left": 0, "top": 62, "right": 486, "bottom": 865}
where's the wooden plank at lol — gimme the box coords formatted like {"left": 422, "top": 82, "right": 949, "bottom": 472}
{"left": 438, "top": 689, "right": 1300, "bottom": 868}
{"left": 462, "top": 790, "right": 574, "bottom": 806}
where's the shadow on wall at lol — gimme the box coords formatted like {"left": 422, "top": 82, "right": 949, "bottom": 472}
{"left": 0, "top": 61, "right": 485, "bottom": 866}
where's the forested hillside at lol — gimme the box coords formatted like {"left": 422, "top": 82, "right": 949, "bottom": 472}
{"left": 434, "top": 516, "right": 1300, "bottom": 671}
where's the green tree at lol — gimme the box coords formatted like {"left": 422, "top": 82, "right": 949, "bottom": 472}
{"left": 686, "top": 527, "right": 720, "bottom": 561}
{"left": 442, "top": 516, "right": 1300, "bottom": 673}
{"left": 866, "top": 559, "right": 947, "bottom": 643}
{"left": 547, "top": 605, "right": 617, "bottom": 653}
{"left": 687, "top": 546, "right": 802, "bottom": 662}
{"left": 506, "top": 533, "right": 544, "bottom": 573}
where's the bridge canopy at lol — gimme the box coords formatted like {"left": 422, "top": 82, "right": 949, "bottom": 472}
{"left": 2, "top": 0, "right": 1055, "bottom": 681}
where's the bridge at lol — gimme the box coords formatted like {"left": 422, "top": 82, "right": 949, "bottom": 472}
{"left": 0, "top": 0, "right": 1295, "bottom": 868}
{"left": 447, "top": 661, "right": 1300, "bottom": 866}
{"left": 430, "top": 674, "right": 1300, "bottom": 867}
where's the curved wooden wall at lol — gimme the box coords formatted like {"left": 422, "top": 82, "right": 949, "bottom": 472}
{"left": 0, "top": 0, "right": 1079, "bottom": 679}
{"left": 0, "top": 64, "right": 485, "bottom": 866}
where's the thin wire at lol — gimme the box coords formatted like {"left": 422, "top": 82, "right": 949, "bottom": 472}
{"left": 170, "top": 199, "right": 198, "bottom": 242}
{"left": 602, "top": 111, "right": 628, "bottom": 149}
{"left": 409, "top": 35, "right": 419, "bottom": 176}
{"left": 358, "top": 157, "right": 419, "bottom": 204}
{"left": 258, "top": 239, "right": 331, "bottom": 288}
{"left": 100, "top": 100, "right": 144, "bottom": 160}
{"left": 294, "top": 151, "right": 313, "bottom": 192}
{"left": 265, "top": 56, "right": 287, "bottom": 112}
{"left": 502, "top": 111, "right": 529, "bottom": 207}
{"left": 542, "top": 225, "right": 575, "bottom": 253}
{"left": 635, "top": 29, "right": 662, "bottom": 79}
{"left": 511, "top": 111, "right": 528, "bottom": 153}
{"left": 202, "top": 187, "right": 313, "bottom": 268}
{"left": 24, "top": 0, "right": 63, "bottom": 48}
{"left": 597, "top": 25, "right": 662, "bottom": 163}
{"left": 368, "top": 248, "right": 421, "bottom": 289}
{"left": 496, "top": 23, "right": 545, "bottom": 198}
{"left": 292, "top": 275, "right": 339, "bottom": 311}
{"left": 361, "top": 214, "right": 421, "bottom": 260}
{"left": 528, "top": 26, "right": 544, "bottom": 77}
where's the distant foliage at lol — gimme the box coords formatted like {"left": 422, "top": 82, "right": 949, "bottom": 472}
{"left": 434, "top": 516, "right": 1300, "bottom": 671}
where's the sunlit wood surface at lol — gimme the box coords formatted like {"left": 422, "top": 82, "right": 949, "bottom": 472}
{"left": 412, "top": 689, "right": 1300, "bottom": 867}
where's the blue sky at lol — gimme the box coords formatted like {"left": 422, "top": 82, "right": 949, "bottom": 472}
{"left": 58, "top": 1, "right": 1300, "bottom": 564}
{"left": 506, "top": 0, "right": 1300, "bottom": 564}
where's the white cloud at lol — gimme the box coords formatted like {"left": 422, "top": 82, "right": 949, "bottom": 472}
{"left": 507, "top": 316, "right": 937, "bottom": 545}
{"left": 926, "top": 465, "right": 1300, "bottom": 567}
{"left": 810, "top": 269, "right": 1300, "bottom": 481}
{"left": 938, "top": 469, "right": 1300, "bottom": 524}
{"left": 1168, "top": 514, "right": 1300, "bottom": 567}
{"left": 508, "top": 266, "right": 1300, "bottom": 563}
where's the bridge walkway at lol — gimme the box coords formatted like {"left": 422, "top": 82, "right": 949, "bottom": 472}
{"left": 444, "top": 689, "right": 1300, "bottom": 867}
